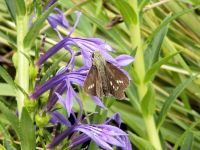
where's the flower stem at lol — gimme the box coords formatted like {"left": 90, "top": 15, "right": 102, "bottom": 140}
{"left": 16, "top": 15, "right": 29, "bottom": 117}
{"left": 144, "top": 115, "right": 162, "bottom": 150}
{"left": 129, "top": 1, "right": 162, "bottom": 149}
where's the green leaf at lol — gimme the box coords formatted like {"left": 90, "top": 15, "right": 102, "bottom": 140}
{"left": 114, "top": 0, "right": 137, "bottom": 27}
{"left": 3, "top": 140, "right": 17, "bottom": 150}
{"left": 0, "top": 66, "right": 16, "bottom": 90}
{"left": 144, "top": 52, "right": 179, "bottom": 83}
{"left": 156, "top": 76, "right": 194, "bottom": 129}
{"left": 0, "top": 144, "right": 6, "bottom": 150}
{"left": 128, "top": 131, "right": 156, "bottom": 150}
{"left": 0, "top": 100, "right": 19, "bottom": 137}
{"left": 4, "top": 0, "right": 16, "bottom": 21}
{"left": 141, "top": 84, "right": 156, "bottom": 116}
{"left": 14, "top": 0, "right": 26, "bottom": 16}
{"left": 144, "top": 6, "right": 199, "bottom": 70}
{"left": 24, "top": 3, "right": 56, "bottom": 48}
{"left": 173, "top": 121, "right": 199, "bottom": 150}
{"left": 139, "top": 0, "right": 150, "bottom": 11}
{"left": 150, "top": 6, "right": 199, "bottom": 40}
{"left": 180, "top": 132, "right": 193, "bottom": 150}
{"left": 0, "top": 66, "right": 28, "bottom": 97}
{"left": 0, "top": 83, "right": 15, "bottom": 96}
{"left": 19, "top": 108, "right": 36, "bottom": 150}
{"left": 144, "top": 15, "right": 170, "bottom": 70}
{"left": 0, "top": 32, "right": 16, "bottom": 48}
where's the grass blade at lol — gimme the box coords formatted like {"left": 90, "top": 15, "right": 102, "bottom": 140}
{"left": 156, "top": 76, "right": 194, "bottom": 129}
{"left": 144, "top": 52, "right": 179, "bottom": 83}
{"left": 180, "top": 132, "right": 193, "bottom": 150}
{"left": 0, "top": 100, "right": 19, "bottom": 137}
{"left": 128, "top": 131, "right": 156, "bottom": 150}
{"left": 0, "top": 83, "right": 15, "bottom": 96}
{"left": 19, "top": 108, "right": 36, "bottom": 150}
{"left": 24, "top": 4, "right": 56, "bottom": 48}
{"left": 144, "top": 16, "right": 169, "bottom": 70}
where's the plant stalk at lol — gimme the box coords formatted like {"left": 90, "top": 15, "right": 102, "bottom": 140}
{"left": 130, "top": 1, "right": 162, "bottom": 149}
{"left": 16, "top": 15, "right": 29, "bottom": 117}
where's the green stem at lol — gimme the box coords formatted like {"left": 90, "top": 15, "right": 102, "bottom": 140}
{"left": 144, "top": 115, "right": 162, "bottom": 150}
{"left": 16, "top": 16, "right": 29, "bottom": 117}
{"left": 130, "top": 1, "right": 162, "bottom": 149}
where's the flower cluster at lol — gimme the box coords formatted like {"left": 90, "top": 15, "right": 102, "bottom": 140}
{"left": 31, "top": 7, "right": 133, "bottom": 150}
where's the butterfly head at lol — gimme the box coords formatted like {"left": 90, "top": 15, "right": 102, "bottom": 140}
{"left": 92, "top": 50, "right": 105, "bottom": 66}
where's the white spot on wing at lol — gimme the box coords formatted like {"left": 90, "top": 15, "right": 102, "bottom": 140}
{"left": 110, "top": 81, "right": 113, "bottom": 86}
{"left": 88, "top": 83, "right": 94, "bottom": 89}
{"left": 115, "top": 87, "right": 119, "bottom": 91}
{"left": 116, "top": 80, "right": 123, "bottom": 84}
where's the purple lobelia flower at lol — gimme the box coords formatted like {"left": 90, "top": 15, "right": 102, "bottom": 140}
{"left": 31, "top": 7, "right": 133, "bottom": 150}
{"left": 48, "top": 111, "right": 132, "bottom": 150}
{"left": 30, "top": 8, "right": 134, "bottom": 116}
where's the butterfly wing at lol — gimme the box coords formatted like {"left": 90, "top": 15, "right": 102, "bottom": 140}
{"left": 83, "top": 65, "right": 98, "bottom": 96}
{"left": 105, "top": 62, "right": 129, "bottom": 99}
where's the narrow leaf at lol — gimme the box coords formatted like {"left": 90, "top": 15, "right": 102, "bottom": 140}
{"left": 0, "top": 83, "right": 15, "bottom": 96}
{"left": 3, "top": 140, "right": 17, "bottom": 150}
{"left": 128, "top": 131, "right": 156, "bottom": 150}
{"left": 0, "top": 100, "right": 19, "bottom": 137}
{"left": 149, "top": 6, "right": 200, "bottom": 40}
{"left": 180, "top": 132, "right": 193, "bottom": 150}
{"left": 144, "top": 16, "right": 170, "bottom": 70}
{"left": 141, "top": 84, "right": 156, "bottom": 116}
{"left": 13, "top": 0, "right": 26, "bottom": 16}
{"left": 0, "top": 144, "right": 6, "bottom": 150}
{"left": 114, "top": 0, "right": 137, "bottom": 27}
{"left": 19, "top": 108, "right": 36, "bottom": 150}
{"left": 156, "top": 76, "right": 194, "bottom": 129}
{"left": 24, "top": 3, "right": 56, "bottom": 48}
{"left": 0, "top": 66, "right": 16, "bottom": 89}
{"left": 144, "top": 52, "right": 179, "bottom": 83}
{"left": 139, "top": 0, "right": 150, "bottom": 11}
{"left": 0, "top": 66, "right": 28, "bottom": 97}
{"left": 4, "top": 0, "right": 16, "bottom": 21}
{"left": 144, "top": 6, "right": 199, "bottom": 70}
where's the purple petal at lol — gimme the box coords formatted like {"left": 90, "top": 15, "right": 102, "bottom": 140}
{"left": 43, "top": 0, "right": 57, "bottom": 11}
{"left": 51, "top": 111, "right": 71, "bottom": 127}
{"left": 30, "top": 73, "right": 67, "bottom": 99}
{"left": 70, "top": 134, "right": 90, "bottom": 149}
{"left": 92, "top": 96, "right": 106, "bottom": 109}
{"left": 55, "top": 93, "right": 66, "bottom": 107}
{"left": 54, "top": 8, "right": 70, "bottom": 28}
{"left": 99, "top": 43, "right": 113, "bottom": 51}
{"left": 65, "top": 84, "right": 73, "bottom": 117}
{"left": 99, "top": 134, "right": 125, "bottom": 147}
{"left": 47, "top": 82, "right": 67, "bottom": 111}
{"left": 121, "top": 136, "right": 132, "bottom": 150}
{"left": 68, "top": 11, "right": 82, "bottom": 36}
{"left": 101, "top": 125, "right": 127, "bottom": 136}
{"left": 71, "top": 88, "right": 83, "bottom": 123}
{"left": 48, "top": 125, "right": 76, "bottom": 148}
{"left": 115, "top": 55, "right": 134, "bottom": 66}
{"left": 75, "top": 127, "right": 113, "bottom": 150}
{"left": 75, "top": 124, "right": 129, "bottom": 149}
{"left": 47, "top": 8, "right": 70, "bottom": 29}
{"left": 104, "top": 113, "right": 121, "bottom": 127}
{"left": 37, "top": 37, "right": 70, "bottom": 66}
{"left": 101, "top": 50, "right": 119, "bottom": 66}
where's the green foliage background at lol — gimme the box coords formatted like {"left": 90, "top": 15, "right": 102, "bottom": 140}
{"left": 0, "top": 0, "right": 200, "bottom": 150}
